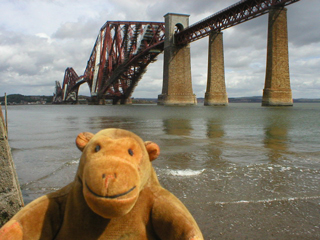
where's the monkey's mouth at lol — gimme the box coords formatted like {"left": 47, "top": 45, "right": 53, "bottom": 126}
{"left": 85, "top": 182, "right": 136, "bottom": 199}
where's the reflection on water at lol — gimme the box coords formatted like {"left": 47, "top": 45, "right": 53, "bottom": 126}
{"left": 163, "top": 118, "right": 193, "bottom": 136}
{"left": 264, "top": 126, "right": 288, "bottom": 151}
{"left": 6, "top": 103, "right": 320, "bottom": 239}
{"left": 207, "top": 119, "right": 225, "bottom": 139}
{"left": 264, "top": 113, "right": 289, "bottom": 162}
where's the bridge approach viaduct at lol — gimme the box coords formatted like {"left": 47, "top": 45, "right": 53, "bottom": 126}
{"left": 159, "top": 0, "right": 299, "bottom": 106}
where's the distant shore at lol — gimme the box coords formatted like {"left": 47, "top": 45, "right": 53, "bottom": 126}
{"left": 1, "top": 94, "right": 319, "bottom": 105}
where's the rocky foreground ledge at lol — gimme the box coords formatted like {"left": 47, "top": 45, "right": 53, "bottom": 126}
{"left": 0, "top": 105, "right": 24, "bottom": 227}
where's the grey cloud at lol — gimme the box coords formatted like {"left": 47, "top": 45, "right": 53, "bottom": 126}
{"left": 287, "top": 1, "right": 320, "bottom": 46}
{"left": 52, "top": 19, "right": 101, "bottom": 40}
{"left": 0, "top": 27, "right": 92, "bottom": 95}
{"left": 146, "top": 0, "right": 235, "bottom": 21}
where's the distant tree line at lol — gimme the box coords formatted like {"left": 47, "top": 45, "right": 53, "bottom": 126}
{"left": 0, "top": 94, "right": 53, "bottom": 105}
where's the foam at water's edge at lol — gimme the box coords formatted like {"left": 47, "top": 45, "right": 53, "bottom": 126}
{"left": 211, "top": 195, "right": 320, "bottom": 205}
{"left": 166, "top": 169, "right": 205, "bottom": 177}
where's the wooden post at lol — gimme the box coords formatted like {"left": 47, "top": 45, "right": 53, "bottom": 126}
{"left": 4, "top": 93, "right": 8, "bottom": 135}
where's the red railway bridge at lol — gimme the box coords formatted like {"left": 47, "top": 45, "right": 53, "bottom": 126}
{"left": 53, "top": 0, "right": 301, "bottom": 106}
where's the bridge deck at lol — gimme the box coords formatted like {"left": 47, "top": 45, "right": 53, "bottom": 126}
{"left": 175, "top": 0, "right": 300, "bottom": 45}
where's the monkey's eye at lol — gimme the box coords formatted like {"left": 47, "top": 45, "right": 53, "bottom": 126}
{"left": 128, "top": 149, "right": 134, "bottom": 156}
{"left": 95, "top": 145, "right": 101, "bottom": 152}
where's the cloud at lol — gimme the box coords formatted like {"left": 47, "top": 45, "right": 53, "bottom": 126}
{"left": 287, "top": 2, "right": 320, "bottom": 47}
{"left": 52, "top": 19, "right": 101, "bottom": 40}
{"left": 0, "top": 27, "right": 92, "bottom": 95}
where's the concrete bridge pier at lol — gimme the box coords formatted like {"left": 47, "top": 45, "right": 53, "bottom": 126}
{"left": 262, "top": 7, "right": 293, "bottom": 106}
{"left": 204, "top": 31, "right": 228, "bottom": 106}
{"left": 158, "top": 13, "right": 197, "bottom": 106}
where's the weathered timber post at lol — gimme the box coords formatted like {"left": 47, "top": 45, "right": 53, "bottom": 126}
{"left": 262, "top": 7, "right": 293, "bottom": 106}
{"left": 0, "top": 105, "right": 24, "bottom": 227}
{"left": 204, "top": 31, "right": 228, "bottom": 106}
{"left": 158, "top": 13, "right": 197, "bottom": 105}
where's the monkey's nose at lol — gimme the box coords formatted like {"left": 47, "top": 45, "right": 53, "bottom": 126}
{"left": 102, "top": 173, "right": 116, "bottom": 189}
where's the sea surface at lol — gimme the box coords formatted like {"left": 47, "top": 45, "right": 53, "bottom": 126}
{"left": 6, "top": 103, "right": 320, "bottom": 239}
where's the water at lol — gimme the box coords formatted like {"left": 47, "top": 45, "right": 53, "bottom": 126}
{"left": 6, "top": 103, "right": 320, "bottom": 239}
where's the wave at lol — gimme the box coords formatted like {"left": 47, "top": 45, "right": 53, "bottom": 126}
{"left": 166, "top": 169, "right": 205, "bottom": 177}
{"left": 212, "top": 195, "right": 320, "bottom": 205}
{"left": 20, "top": 158, "right": 79, "bottom": 188}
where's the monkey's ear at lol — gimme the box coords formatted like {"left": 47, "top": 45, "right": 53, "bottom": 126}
{"left": 144, "top": 141, "right": 160, "bottom": 161}
{"left": 76, "top": 132, "right": 94, "bottom": 151}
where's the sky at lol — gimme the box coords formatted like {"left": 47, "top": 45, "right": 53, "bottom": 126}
{"left": 0, "top": 0, "right": 319, "bottom": 99}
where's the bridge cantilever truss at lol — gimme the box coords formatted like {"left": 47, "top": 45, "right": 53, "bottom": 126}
{"left": 53, "top": 67, "right": 85, "bottom": 103}
{"left": 53, "top": 21, "right": 165, "bottom": 104}
{"left": 85, "top": 21, "right": 165, "bottom": 104}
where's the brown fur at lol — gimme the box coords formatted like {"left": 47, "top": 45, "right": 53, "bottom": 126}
{"left": 0, "top": 128, "right": 203, "bottom": 239}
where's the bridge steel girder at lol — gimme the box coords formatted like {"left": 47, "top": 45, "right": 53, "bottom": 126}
{"left": 175, "top": 0, "right": 300, "bottom": 45}
{"left": 84, "top": 21, "right": 165, "bottom": 104}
